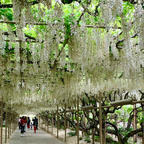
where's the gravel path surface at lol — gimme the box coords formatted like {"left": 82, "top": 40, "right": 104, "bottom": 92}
{"left": 9, "top": 128, "right": 65, "bottom": 144}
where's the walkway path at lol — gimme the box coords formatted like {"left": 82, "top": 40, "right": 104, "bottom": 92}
{"left": 9, "top": 128, "right": 64, "bottom": 144}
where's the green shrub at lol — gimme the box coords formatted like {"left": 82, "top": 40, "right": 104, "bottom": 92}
{"left": 84, "top": 136, "right": 91, "bottom": 143}
{"left": 70, "top": 127, "right": 75, "bottom": 131}
{"left": 60, "top": 125, "right": 64, "bottom": 129}
{"left": 94, "top": 135, "right": 99, "bottom": 141}
{"left": 138, "top": 132, "right": 143, "bottom": 137}
{"left": 68, "top": 131, "right": 76, "bottom": 136}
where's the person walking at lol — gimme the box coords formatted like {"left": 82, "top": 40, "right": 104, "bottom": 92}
{"left": 20, "top": 116, "right": 27, "bottom": 136}
{"left": 30, "top": 121, "right": 33, "bottom": 130}
{"left": 18, "top": 117, "right": 21, "bottom": 130}
{"left": 27, "top": 117, "right": 30, "bottom": 129}
{"left": 35, "top": 117, "right": 38, "bottom": 130}
{"left": 33, "top": 117, "right": 38, "bottom": 133}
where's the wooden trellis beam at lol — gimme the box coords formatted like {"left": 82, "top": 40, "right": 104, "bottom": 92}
{"left": 81, "top": 100, "right": 144, "bottom": 111}
{"left": 0, "top": 0, "right": 41, "bottom": 8}
{"left": 0, "top": 4, "right": 13, "bottom": 8}
{"left": 0, "top": 20, "right": 123, "bottom": 30}
{"left": 111, "top": 100, "right": 144, "bottom": 106}
{"left": 85, "top": 25, "right": 121, "bottom": 29}
{"left": 2, "top": 31, "right": 44, "bottom": 43}
{"left": 57, "top": 100, "right": 144, "bottom": 113}
{"left": 4, "top": 39, "right": 42, "bottom": 43}
{"left": 0, "top": 20, "right": 48, "bottom": 25}
{"left": 111, "top": 99, "right": 133, "bottom": 106}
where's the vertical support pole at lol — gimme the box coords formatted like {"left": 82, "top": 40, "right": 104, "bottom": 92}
{"left": 45, "top": 118, "right": 46, "bottom": 131}
{"left": 8, "top": 113, "right": 10, "bottom": 139}
{"left": 45, "top": 117, "right": 47, "bottom": 132}
{"left": 77, "top": 98, "right": 79, "bottom": 144}
{"left": 83, "top": 115, "right": 87, "bottom": 137}
{"left": 9, "top": 115, "right": 12, "bottom": 136}
{"left": 47, "top": 112, "right": 49, "bottom": 132}
{"left": 10, "top": 116, "right": 12, "bottom": 135}
{"left": 40, "top": 116, "right": 41, "bottom": 128}
{"left": 46, "top": 118, "right": 48, "bottom": 132}
{"left": 104, "top": 115, "right": 107, "bottom": 144}
{"left": 1, "top": 103, "right": 3, "bottom": 144}
{"left": 64, "top": 104, "right": 67, "bottom": 142}
{"left": 13, "top": 115, "right": 17, "bottom": 131}
{"left": 102, "top": 113, "right": 106, "bottom": 144}
{"left": 54, "top": 113, "right": 56, "bottom": 127}
{"left": 72, "top": 112, "right": 74, "bottom": 123}
{"left": 133, "top": 104, "right": 137, "bottom": 143}
{"left": 99, "top": 100, "right": 103, "bottom": 144}
{"left": 57, "top": 106, "right": 59, "bottom": 138}
{"left": 5, "top": 112, "right": 7, "bottom": 144}
{"left": 41, "top": 117, "right": 43, "bottom": 129}
{"left": 46, "top": 119, "right": 49, "bottom": 132}
{"left": 92, "top": 128, "right": 95, "bottom": 144}
{"left": 142, "top": 103, "right": 144, "bottom": 144}
{"left": 52, "top": 112, "right": 53, "bottom": 134}
{"left": 44, "top": 118, "right": 46, "bottom": 130}
{"left": 38, "top": 116, "right": 40, "bottom": 128}
{"left": 11, "top": 114, "right": 14, "bottom": 133}
{"left": 52, "top": 112, "right": 54, "bottom": 133}
{"left": 41, "top": 115, "right": 43, "bottom": 129}
{"left": 67, "top": 119, "right": 69, "bottom": 128}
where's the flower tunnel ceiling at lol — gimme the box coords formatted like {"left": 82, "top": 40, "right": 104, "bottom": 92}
{"left": 0, "top": 0, "right": 143, "bottom": 114}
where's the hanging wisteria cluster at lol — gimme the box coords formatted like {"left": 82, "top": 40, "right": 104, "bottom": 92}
{"left": 0, "top": 0, "right": 143, "bottom": 113}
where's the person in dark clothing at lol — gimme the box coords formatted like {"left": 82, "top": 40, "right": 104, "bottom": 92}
{"left": 18, "top": 117, "right": 21, "bottom": 130}
{"left": 20, "top": 116, "right": 27, "bottom": 136}
{"left": 33, "top": 117, "right": 38, "bottom": 133}
{"left": 35, "top": 117, "right": 38, "bottom": 130}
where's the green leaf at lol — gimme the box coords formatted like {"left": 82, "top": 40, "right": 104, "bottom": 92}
{"left": 0, "top": 8, "right": 13, "bottom": 20}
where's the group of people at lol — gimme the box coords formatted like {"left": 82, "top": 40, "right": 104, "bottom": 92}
{"left": 18, "top": 116, "right": 38, "bottom": 136}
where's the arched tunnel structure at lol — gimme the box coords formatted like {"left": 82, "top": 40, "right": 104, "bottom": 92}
{"left": 0, "top": 0, "right": 144, "bottom": 144}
